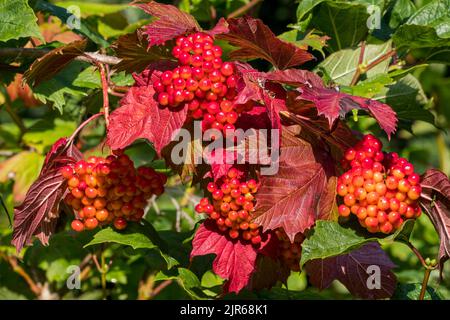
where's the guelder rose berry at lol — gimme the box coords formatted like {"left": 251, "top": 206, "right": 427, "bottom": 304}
{"left": 337, "top": 134, "right": 422, "bottom": 234}
{"left": 195, "top": 168, "right": 262, "bottom": 245}
{"left": 61, "top": 153, "right": 166, "bottom": 232}
{"left": 154, "top": 32, "right": 253, "bottom": 135}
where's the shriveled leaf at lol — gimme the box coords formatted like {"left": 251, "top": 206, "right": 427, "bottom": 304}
{"left": 134, "top": 0, "right": 200, "bottom": 46}
{"left": 420, "top": 169, "right": 450, "bottom": 275}
{"left": 218, "top": 16, "right": 313, "bottom": 69}
{"left": 298, "top": 85, "right": 398, "bottom": 138}
{"left": 106, "top": 69, "right": 188, "bottom": 155}
{"left": 24, "top": 40, "right": 88, "bottom": 87}
{"left": 305, "top": 243, "right": 397, "bottom": 299}
{"left": 112, "top": 29, "right": 174, "bottom": 73}
{"left": 253, "top": 126, "right": 335, "bottom": 241}
{"left": 191, "top": 220, "right": 266, "bottom": 293}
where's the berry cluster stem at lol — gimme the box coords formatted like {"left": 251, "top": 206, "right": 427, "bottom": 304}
{"left": 98, "top": 63, "right": 110, "bottom": 127}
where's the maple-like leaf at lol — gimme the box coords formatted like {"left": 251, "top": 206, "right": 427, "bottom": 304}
{"left": 112, "top": 29, "right": 174, "bottom": 73}
{"left": 264, "top": 69, "right": 324, "bottom": 88}
{"left": 207, "top": 17, "right": 229, "bottom": 37}
{"left": 298, "top": 86, "right": 398, "bottom": 139}
{"left": 218, "top": 16, "right": 314, "bottom": 70}
{"left": 420, "top": 169, "right": 450, "bottom": 276}
{"left": 106, "top": 69, "right": 188, "bottom": 155}
{"left": 253, "top": 126, "right": 336, "bottom": 241}
{"left": 134, "top": 0, "right": 200, "bottom": 47}
{"left": 191, "top": 220, "right": 271, "bottom": 293}
{"left": 11, "top": 139, "right": 82, "bottom": 252}
{"left": 305, "top": 243, "right": 397, "bottom": 299}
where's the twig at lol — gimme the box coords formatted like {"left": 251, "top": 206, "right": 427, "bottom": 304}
{"left": 419, "top": 268, "right": 432, "bottom": 300}
{"left": 67, "top": 112, "right": 104, "bottom": 144}
{"left": 365, "top": 50, "right": 396, "bottom": 72}
{"left": 0, "top": 48, "right": 120, "bottom": 65}
{"left": 350, "top": 41, "right": 366, "bottom": 86}
{"left": 0, "top": 252, "right": 41, "bottom": 296}
{"left": 150, "top": 280, "right": 172, "bottom": 298}
{"left": 406, "top": 241, "right": 428, "bottom": 269}
{"left": 98, "top": 64, "right": 110, "bottom": 127}
{"left": 227, "top": 0, "right": 262, "bottom": 18}
{"left": 1, "top": 88, "right": 27, "bottom": 139}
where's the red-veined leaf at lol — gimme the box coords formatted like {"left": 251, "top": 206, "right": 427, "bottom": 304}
{"left": 305, "top": 243, "right": 397, "bottom": 299}
{"left": 134, "top": 0, "right": 200, "bottom": 46}
{"left": 218, "top": 16, "right": 314, "bottom": 70}
{"left": 298, "top": 86, "right": 398, "bottom": 139}
{"left": 106, "top": 69, "right": 188, "bottom": 155}
{"left": 253, "top": 125, "right": 336, "bottom": 241}
{"left": 207, "top": 17, "right": 229, "bottom": 37}
{"left": 420, "top": 169, "right": 450, "bottom": 276}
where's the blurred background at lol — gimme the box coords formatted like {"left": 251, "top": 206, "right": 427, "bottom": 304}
{"left": 0, "top": 0, "right": 449, "bottom": 299}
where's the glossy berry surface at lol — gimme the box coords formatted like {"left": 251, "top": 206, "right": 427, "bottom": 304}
{"left": 62, "top": 152, "right": 166, "bottom": 232}
{"left": 337, "top": 134, "right": 422, "bottom": 234}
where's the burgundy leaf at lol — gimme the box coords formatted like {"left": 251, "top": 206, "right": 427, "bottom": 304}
{"left": 305, "top": 243, "right": 397, "bottom": 299}
{"left": 134, "top": 1, "right": 200, "bottom": 46}
{"left": 112, "top": 29, "right": 174, "bottom": 73}
{"left": 253, "top": 126, "right": 335, "bottom": 241}
{"left": 203, "top": 149, "right": 237, "bottom": 183}
{"left": 265, "top": 69, "right": 324, "bottom": 88}
{"left": 249, "top": 254, "right": 291, "bottom": 291}
{"left": 12, "top": 139, "right": 81, "bottom": 252}
{"left": 106, "top": 74, "right": 188, "bottom": 155}
{"left": 420, "top": 169, "right": 450, "bottom": 276}
{"left": 218, "top": 16, "right": 314, "bottom": 69}
{"left": 298, "top": 86, "right": 397, "bottom": 139}
{"left": 191, "top": 220, "right": 258, "bottom": 293}
{"left": 207, "top": 17, "right": 229, "bottom": 37}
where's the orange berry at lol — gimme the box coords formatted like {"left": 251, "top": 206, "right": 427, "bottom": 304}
{"left": 84, "top": 218, "right": 99, "bottom": 230}
{"left": 338, "top": 205, "right": 351, "bottom": 217}
{"left": 96, "top": 209, "right": 109, "bottom": 222}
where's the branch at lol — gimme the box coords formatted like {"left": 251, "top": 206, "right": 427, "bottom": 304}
{"left": 350, "top": 41, "right": 366, "bottom": 86}
{"left": 98, "top": 64, "right": 110, "bottom": 127}
{"left": 0, "top": 252, "right": 41, "bottom": 296}
{"left": 227, "top": 0, "right": 262, "bottom": 18}
{"left": 0, "top": 48, "right": 120, "bottom": 65}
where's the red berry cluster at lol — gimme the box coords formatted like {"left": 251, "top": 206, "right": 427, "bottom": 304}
{"left": 337, "top": 134, "right": 422, "bottom": 234}
{"left": 274, "top": 229, "right": 304, "bottom": 271}
{"left": 195, "top": 168, "right": 262, "bottom": 245}
{"left": 61, "top": 153, "right": 166, "bottom": 232}
{"left": 153, "top": 32, "right": 250, "bottom": 134}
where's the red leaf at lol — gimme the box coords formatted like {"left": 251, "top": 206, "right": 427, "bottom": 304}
{"left": 191, "top": 220, "right": 258, "bottom": 293}
{"left": 203, "top": 149, "right": 237, "bottom": 183}
{"left": 420, "top": 169, "right": 450, "bottom": 276}
{"left": 253, "top": 126, "right": 336, "bottom": 241}
{"left": 207, "top": 18, "right": 229, "bottom": 37}
{"left": 298, "top": 86, "right": 397, "bottom": 139}
{"left": 106, "top": 72, "right": 188, "bottom": 155}
{"left": 112, "top": 29, "right": 174, "bottom": 73}
{"left": 265, "top": 69, "right": 324, "bottom": 88}
{"left": 218, "top": 16, "right": 314, "bottom": 69}
{"left": 305, "top": 243, "right": 397, "bottom": 299}
{"left": 134, "top": 1, "right": 200, "bottom": 46}
{"left": 12, "top": 139, "right": 81, "bottom": 252}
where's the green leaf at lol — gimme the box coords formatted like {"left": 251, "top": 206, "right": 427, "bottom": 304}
{"left": 393, "top": 0, "right": 450, "bottom": 49}
{"left": 350, "top": 74, "right": 395, "bottom": 98}
{"left": 296, "top": 0, "right": 327, "bottom": 22}
{"left": 278, "top": 29, "right": 329, "bottom": 57}
{"left": 22, "top": 118, "right": 77, "bottom": 153}
{"left": 0, "top": 0, "right": 43, "bottom": 42}
{"left": 35, "top": 0, "right": 109, "bottom": 47}
{"left": 309, "top": 1, "right": 370, "bottom": 51}
{"left": 300, "top": 219, "right": 416, "bottom": 267}
{"left": 393, "top": 283, "right": 443, "bottom": 300}
{"left": 33, "top": 61, "right": 92, "bottom": 113}
{"left": 374, "top": 74, "right": 435, "bottom": 124}
{"left": 54, "top": 1, "right": 128, "bottom": 17}
{"left": 85, "top": 224, "right": 158, "bottom": 250}
{"left": 0, "top": 287, "right": 27, "bottom": 300}
{"left": 316, "top": 41, "right": 392, "bottom": 85}
{"left": 155, "top": 267, "right": 207, "bottom": 299}
{"left": 388, "top": 0, "right": 417, "bottom": 29}
{"left": 72, "top": 66, "right": 101, "bottom": 89}
{"left": 300, "top": 220, "right": 376, "bottom": 267}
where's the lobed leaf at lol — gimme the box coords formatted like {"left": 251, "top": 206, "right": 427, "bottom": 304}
{"left": 305, "top": 243, "right": 397, "bottom": 299}
{"left": 218, "top": 16, "right": 314, "bottom": 70}
{"left": 419, "top": 169, "right": 450, "bottom": 276}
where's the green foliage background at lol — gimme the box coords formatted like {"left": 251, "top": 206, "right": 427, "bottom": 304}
{"left": 0, "top": 0, "right": 449, "bottom": 300}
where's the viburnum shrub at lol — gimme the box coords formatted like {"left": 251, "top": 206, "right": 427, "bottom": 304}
{"left": 337, "top": 134, "right": 422, "bottom": 234}
{"left": 6, "top": 0, "right": 450, "bottom": 301}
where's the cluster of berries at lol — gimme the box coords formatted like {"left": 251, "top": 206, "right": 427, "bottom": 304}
{"left": 60, "top": 153, "right": 166, "bottom": 232}
{"left": 274, "top": 229, "right": 304, "bottom": 272}
{"left": 195, "top": 168, "right": 262, "bottom": 245}
{"left": 337, "top": 134, "right": 422, "bottom": 234}
{"left": 153, "top": 32, "right": 251, "bottom": 134}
